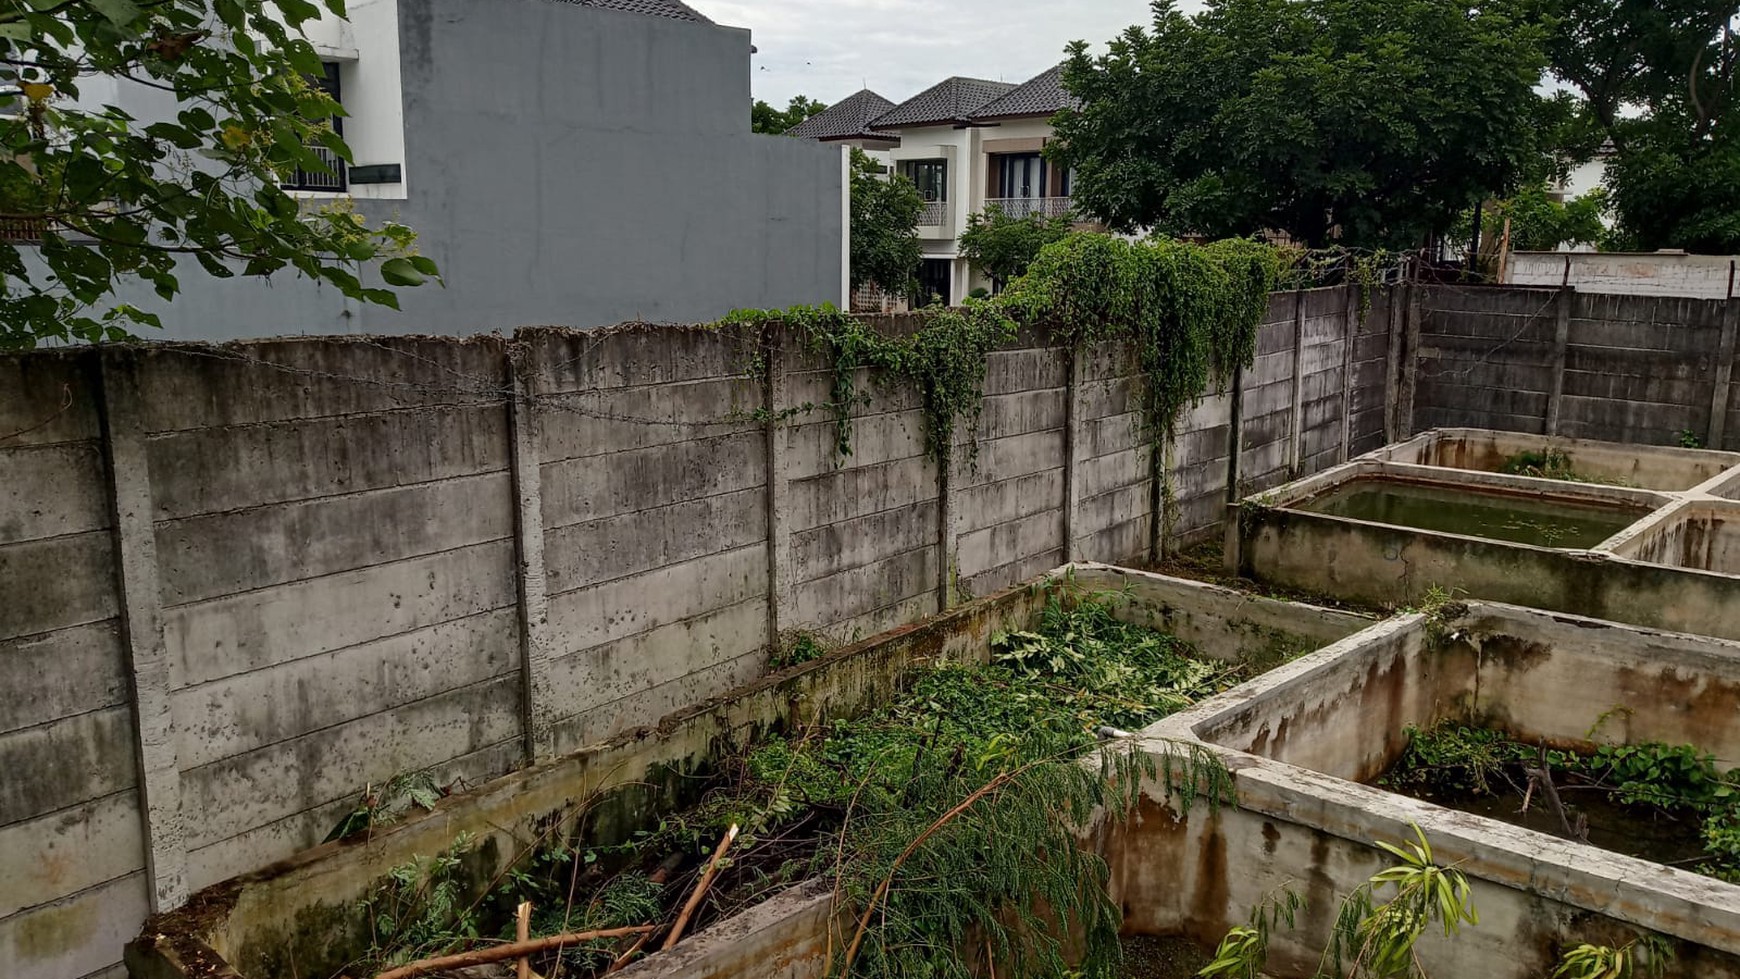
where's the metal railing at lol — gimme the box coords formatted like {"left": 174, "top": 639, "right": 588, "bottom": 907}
{"left": 984, "top": 197, "right": 1075, "bottom": 220}
{"left": 285, "top": 143, "right": 347, "bottom": 192}
{"left": 917, "top": 200, "right": 947, "bottom": 226}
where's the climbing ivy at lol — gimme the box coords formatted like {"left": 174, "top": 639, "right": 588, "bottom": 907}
{"left": 889, "top": 299, "right": 1015, "bottom": 469}
{"left": 719, "top": 300, "right": 1013, "bottom": 470}
{"left": 720, "top": 233, "right": 1282, "bottom": 515}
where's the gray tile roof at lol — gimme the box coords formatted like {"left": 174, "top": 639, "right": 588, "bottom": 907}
{"left": 786, "top": 89, "right": 899, "bottom": 141}
{"left": 553, "top": 0, "right": 712, "bottom": 23}
{"left": 871, "top": 76, "right": 1018, "bottom": 129}
{"left": 971, "top": 65, "right": 1074, "bottom": 120}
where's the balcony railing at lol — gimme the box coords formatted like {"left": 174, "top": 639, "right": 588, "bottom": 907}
{"left": 984, "top": 197, "right": 1075, "bottom": 220}
{"left": 917, "top": 200, "right": 947, "bottom": 226}
{"left": 285, "top": 143, "right": 347, "bottom": 192}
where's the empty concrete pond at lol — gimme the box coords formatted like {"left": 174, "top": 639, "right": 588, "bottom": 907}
{"left": 1142, "top": 601, "right": 1740, "bottom": 978}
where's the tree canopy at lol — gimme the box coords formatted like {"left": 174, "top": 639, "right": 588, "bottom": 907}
{"left": 1523, "top": 1, "right": 1740, "bottom": 251}
{"left": 752, "top": 95, "right": 827, "bottom": 134}
{"left": 849, "top": 149, "right": 921, "bottom": 297}
{"left": 957, "top": 204, "right": 1073, "bottom": 289}
{"left": 0, "top": 0, "right": 435, "bottom": 349}
{"left": 1463, "top": 183, "right": 1610, "bottom": 274}
{"left": 1049, "top": 0, "right": 1550, "bottom": 249}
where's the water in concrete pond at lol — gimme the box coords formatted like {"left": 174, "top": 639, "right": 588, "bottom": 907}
{"left": 1299, "top": 478, "right": 1645, "bottom": 548}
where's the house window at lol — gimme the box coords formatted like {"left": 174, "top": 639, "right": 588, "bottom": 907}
{"left": 997, "top": 153, "right": 1046, "bottom": 200}
{"left": 284, "top": 62, "right": 347, "bottom": 192}
{"left": 899, "top": 159, "right": 948, "bottom": 202}
{"left": 914, "top": 258, "right": 952, "bottom": 308}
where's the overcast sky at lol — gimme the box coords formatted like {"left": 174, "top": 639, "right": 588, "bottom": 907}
{"left": 685, "top": 0, "right": 1204, "bottom": 108}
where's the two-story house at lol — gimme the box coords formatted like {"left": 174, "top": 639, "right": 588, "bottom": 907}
{"left": 790, "top": 65, "right": 1078, "bottom": 306}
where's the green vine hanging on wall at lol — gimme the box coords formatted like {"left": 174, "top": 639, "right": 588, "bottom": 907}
{"left": 719, "top": 232, "right": 1282, "bottom": 522}
{"left": 717, "top": 300, "right": 1014, "bottom": 471}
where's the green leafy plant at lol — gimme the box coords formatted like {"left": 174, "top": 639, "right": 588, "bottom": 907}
{"left": 1678, "top": 429, "right": 1705, "bottom": 449}
{"left": 958, "top": 203, "right": 1074, "bottom": 289}
{"left": 849, "top": 148, "right": 923, "bottom": 296}
{"left": 770, "top": 630, "right": 829, "bottom": 670}
{"left": 1553, "top": 935, "right": 1674, "bottom": 979}
{"left": 1321, "top": 825, "right": 1480, "bottom": 979}
{"left": 325, "top": 770, "right": 446, "bottom": 842}
{"left": 1197, "top": 888, "right": 1303, "bottom": 979}
{"left": 360, "top": 833, "right": 482, "bottom": 967}
{"left": 1384, "top": 724, "right": 1529, "bottom": 798}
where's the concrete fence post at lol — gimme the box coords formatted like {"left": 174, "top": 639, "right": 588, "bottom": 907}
{"left": 1286, "top": 289, "right": 1306, "bottom": 477}
{"left": 1397, "top": 283, "right": 1423, "bottom": 439}
{"left": 1545, "top": 288, "right": 1574, "bottom": 437}
{"left": 1062, "top": 346, "right": 1086, "bottom": 562}
{"left": 1383, "top": 284, "right": 1403, "bottom": 442}
{"left": 96, "top": 348, "right": 188, "bottom": 914}
{"left": 507, "top": 342, "right": 556, "bottom": 763}
{"left": 1710, "top": 300, "right": 1740, "bottom": 450}
{"left": 1338, "top": 284, "right": 1358, "bottom": 462}
{"left": 762, "top": 325, "right": 796, "bottom": 641}
{"left": 937, "top": 439, "right": 959, "bottom": 613}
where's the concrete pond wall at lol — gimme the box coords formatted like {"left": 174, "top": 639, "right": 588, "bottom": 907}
{"left": 1228, "top": 436, "right": 1740, "bottom": 640}
{"left": 122, "top": 564, "right": 1373, "bottom": 979}
{"left": 1135, "top": 603, "right": 1740, "bottom": 979}
{"left": 0, "top": 289, "right": 1387, "bottom": 979}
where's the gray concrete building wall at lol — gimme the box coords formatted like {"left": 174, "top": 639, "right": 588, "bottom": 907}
{"left": 0, "top": 293, "right": 1384, "bottom": 979}
{"left": 70, "top": 0, "right": 846, "bottom": 341}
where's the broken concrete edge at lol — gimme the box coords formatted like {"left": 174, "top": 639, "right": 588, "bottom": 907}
{"left": 124, "top": 563, "right": 1377, "bottom": 979}
{"left": 1369, "top": 427, "right": 1740, "bottom": 493}
{"left": 1263, "top": 456, "right": 1676, "bottom": 518}
{"left": 1142, "top": 600, "right": 1740, "bottom": 959}
{"left": 611, "top": 879, "right": 839, "bottom": 979}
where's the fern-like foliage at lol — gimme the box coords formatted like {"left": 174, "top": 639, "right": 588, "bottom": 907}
{"left": 829, "top": 742, "right": 1156, "bottom": 979}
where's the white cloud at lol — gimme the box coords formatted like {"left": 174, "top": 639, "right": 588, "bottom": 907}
{"left": 685, "top": 0, "right": 1196, "bottom": 107}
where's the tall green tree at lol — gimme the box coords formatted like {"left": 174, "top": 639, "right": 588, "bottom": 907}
{"left": 752, "top": 95, "right": 827, "bottom": 134}
{"left": 849, "top": 149, "right": 922, "bottom": 297}
{"left": 1049, "top": 0, "right": 1550, "bottom": 249}
{"left": 957, "top": 204, "right": 1073, "bottom": 289}
{"left": 1524, "top": 1, "right": 1740, "bottom": 251}
{"left": 0, "top": 0, "right": 435, "bottom": 349}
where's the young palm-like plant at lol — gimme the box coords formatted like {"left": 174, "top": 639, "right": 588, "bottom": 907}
{"left": 1319, "top": 824, "right": 1479, "bottom": 979}
{"left": 1197, "top": 888, "right": 1303, "bottom": 978}
{"left": 1553, "top": 936, "right": 1674, "bottom": 979}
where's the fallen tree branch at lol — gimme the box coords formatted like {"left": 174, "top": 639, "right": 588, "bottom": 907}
{"left": 372, "top": 926, "right": 656, "bottom": 979}
{"left": 662, "top": 823, "right": 740, "bottom": 951}
{"left": 604, "top": 930, "right": 660, "bottom": 974}
{"left": 515, "top": 901, "right": 532, "bottom": 979}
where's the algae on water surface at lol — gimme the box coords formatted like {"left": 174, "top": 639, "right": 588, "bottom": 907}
{"left": 1300, "top": 477, "right": 1646, "bottom": 548}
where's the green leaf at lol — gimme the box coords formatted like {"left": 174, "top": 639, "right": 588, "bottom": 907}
{"left": 379, "top": 257, "right": 424, "bottom": 287}
{"left": 87, "top": 0, "right": 142, "bottom": 26}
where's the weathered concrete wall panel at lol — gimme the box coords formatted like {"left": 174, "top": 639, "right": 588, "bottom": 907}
{"left": 0, "top": 294, "right": 1398, "bottom": 977}
{"left": 0, "top": 351, "right": 144, "bottom": 979}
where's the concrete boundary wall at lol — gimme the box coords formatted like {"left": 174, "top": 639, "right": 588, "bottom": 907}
{"left": 0, "top": 289, "right": 1380, "bottom": 979}
{"left": 1411, "top": 285, "right": 1740, "bottom": 450}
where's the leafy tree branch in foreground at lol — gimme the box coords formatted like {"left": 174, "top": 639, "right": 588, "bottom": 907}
{"left": 0, "top": 0, "right": 436, "bottom": 348}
